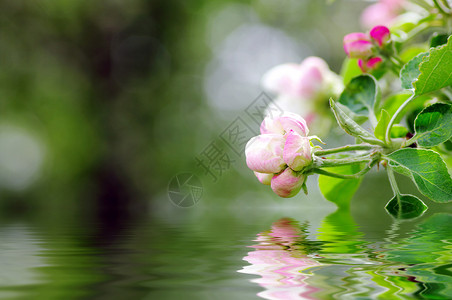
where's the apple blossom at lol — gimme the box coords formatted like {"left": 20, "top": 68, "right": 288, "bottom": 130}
{"left": 245, "top": 134, "right": 286, "bottom": 174}
{"left": 260, "top": 112, "right": 309, "bottom": 136}
{"left": 245, "top": 114, "right": 313, "bottom": 198}
{"left": 239, "top": 219, "right": 320, "bottom": 299}
{"left": 254, "top": 171, "right": 273, "bottom": 185}
{"left": 270, "top": 168, "right": 306, "bottom": 198}
{"left": 344, "top": 26, "right": 392, "bottom": 74}
{"left": 369, "top": 25, "right": 391, "bottom": 47}
{"left": 360, "top": 0, "right": 405, "bottom": 29}
{"left": 282, "top": 130, "right": 311, "bottom": 172}
{"left": 262, "top": 57, "right": 328, "bottom": 99}
{"left": 260, "top": 57, "right": 342, "bottom": 137}
{"left": 343, "top": 32, "right": 373, "bottom": 59}
{"left": 358, "top": 57, "right": 383, "bottom": 73}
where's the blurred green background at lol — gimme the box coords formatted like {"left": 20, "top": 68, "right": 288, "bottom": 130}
{"left": 3, "top": 2, "right": 452, "bottom": 299}
{"left": 0, "top": 0, "right": 371, "bottom": 221}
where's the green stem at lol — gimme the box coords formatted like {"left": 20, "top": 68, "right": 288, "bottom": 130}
{"left": 313, "top": 162, "right": 375, "bottom": 179}
{"left": 405, "top": 136, "right": 417, "bottom": 147}
{"left": 433, "top": 0, "right": 451, "bottom": 14}
{"left": 443, "top": 87, "right": 452, "bottom": 100}
{"left": 410, "top": 0, "right": 437, "bottom": 10}
{"left": 442, "top": 0, "right": 452, "bottom": 9}
{"left": 387, "top": 167, "right": 402, "bottom": 215}
{"left": 314, "top": 144, "right": 376, "bottom": 156}
{"left": 314, "top": 154, "right": 373, "bottom": 168}
{"left": 385, "top": 94, "right": 416, "bottom": 145}
{"left": 395, "top": 22, "right": 439, "bottom": 44}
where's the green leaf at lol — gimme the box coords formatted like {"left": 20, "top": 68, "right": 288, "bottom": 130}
{"left": 340, "top": 58, "right": 362, "bottom": 85}
{"left": 333, "top": 101, "right": 368, "bottom": 124}
{"left": 375, "top": 108, "right": 409, "bottom": 141}
{"left": 385, "top": 194, "right": 428, "bottom": 219}
{"left": 430, "top": 33, "right": 449, "bottom": 48}
{"left": 338, "top": 75, "right": 379, "bottom": 122}
{"left": 391, "top": 125, "right": 409, "bottom": 138}
{"left": 375, "top": 109, "right": 390, "bottom": 141}
{"left": 414, "top": 103, "right": 452, "bottom": 147}
{"left": 414, "top": 35, "right": 452, "bottom": 96}
{"left": 380, "top": 93, "right": 411, "bottom": 118}
{"left": 400, "top": 52, "right": 428, "bottom": 89}
{"left": 380, "top": 92, "right": 430, "bottom": 125}
{"left": 400, "top": 46, "right": 428, "bottom": 63}
{"left": 386, "top": 148, "right": 452, "bottom": 202}
{"left": 318, "top": 164, "right": 363, "bottom": 209}
{"left": 330, "top": 99, "right": 384, "bottom": 146}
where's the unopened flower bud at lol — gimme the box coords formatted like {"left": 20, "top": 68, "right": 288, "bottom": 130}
{"left": 370, "top": 25, "right": 391, "bottom": 47}
{"left": 358, "top": 57, "right": 383, "bottom": 73}
{"left": 245, "top": 134, "right": 286, "bottom": 174}
{"left": 343, "top": 33, "right": 373, "bottom": 59}
{"left": 260, "top": 112, "right": 309, "bottom": 137}
{"left": 246, "top": 114, "right": 313, "bottom": 198}
{"left": 254, "top": 172, "right": 273, "bottom": 185}
{"left": 282, "top": 130, "right": 312, "bottom": 171}
{"left": 270, "top": 168, "right": 306, "bottom": 198}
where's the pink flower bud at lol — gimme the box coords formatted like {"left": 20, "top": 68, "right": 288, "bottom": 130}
{"left": 370, "top": 25, "right": 390, "bottom": 47}
{"left": 260, "top": 115, "right": 284, "bottom": 135}
{"left": 343, "top": 33, "right": 373, "bottom": 59}
{"left": 245, "top": 134, "right": 286, "bottom": 174}
{"left": 260, "top": 112, "right": 309, "bottom": 137}
{"left": 254, "top": 172, "right": 274, "bottom": 185}
{"left": 282, "top": 130, "right": 312, "bottom": 171}
{"left": 270, "top": 168, "right": 305, "bottom": 198}
{"left": 358, "top": 57, "right": 383, "bottom": 73}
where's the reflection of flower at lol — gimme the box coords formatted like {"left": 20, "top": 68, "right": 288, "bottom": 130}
{"left": 239, "top": 218, "right": 320, "bottom": 300}
{"left": 245, "top": 113, "right": 312, "bottom": 198}
{"left": 261, "top": 57, "right": 343, "bottom": 136}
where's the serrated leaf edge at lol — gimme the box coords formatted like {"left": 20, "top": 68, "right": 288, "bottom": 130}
{"left": 386, "top": 148, "right": 452, "bottom": 202}
{"left": 413, "top": 35, "right": 452, "bottom": 95}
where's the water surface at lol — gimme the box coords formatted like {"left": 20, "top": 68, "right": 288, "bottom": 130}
{"left": 1, "top": 199, "right": 452, "bottom": 300}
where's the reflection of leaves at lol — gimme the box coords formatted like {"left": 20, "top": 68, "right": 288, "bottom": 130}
{"left": 385, "top": 194, "right": 427, "bottom": 219}
{"left": 317, "top": 209, "right": 364, "bottom": 254}
{"left": 384, "top": 213, "right": 452, "bottom": 298}
{"left": 386, "top": 213, "right": 452, "bottom": 265}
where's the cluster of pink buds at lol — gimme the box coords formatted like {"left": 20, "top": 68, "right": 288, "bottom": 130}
{"left": 343, "top": 25, "right": 391, "bottom": 73}
{"left": 245, "top": 113, "right": 312, "bottom": 198}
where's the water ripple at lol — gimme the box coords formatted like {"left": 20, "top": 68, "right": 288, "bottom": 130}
{"left": 239, "top": 213, "right": 452, "bottom": 300}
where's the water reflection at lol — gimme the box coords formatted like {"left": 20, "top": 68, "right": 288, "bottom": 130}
{"left": 240, "top": 212, "right": 452, "bottom": 299}
{"left": 0, "top": 223, "right": 45, "bottom": 299}
{"left": 239, "top": 218, "right": 320, "bottom": 299}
